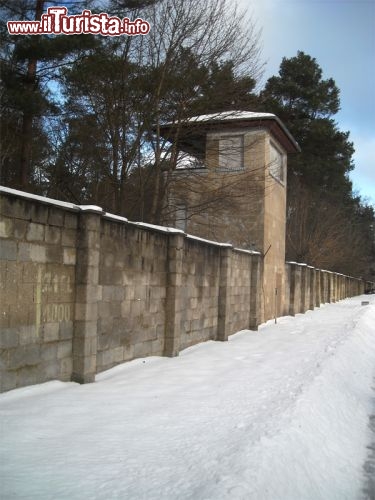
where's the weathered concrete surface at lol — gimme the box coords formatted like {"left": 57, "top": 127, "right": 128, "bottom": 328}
{"left": 0, "top": 191, "right": 77, "bottom": 392}
{"left": 0, "top": 187, "right": 372, "bottom": 392}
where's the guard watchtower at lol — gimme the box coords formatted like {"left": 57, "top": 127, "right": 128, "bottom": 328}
{"left": 159, "top": 110, "right": 300, "bottom": 322}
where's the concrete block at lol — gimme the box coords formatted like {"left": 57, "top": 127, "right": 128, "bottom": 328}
{"left": 73, "top": 320, "right": 97, "bottom": 339}
{"left": 112, "top": 317, "right": 128, "bottom": 336}
{"left": 75, "top": 284, "right": 99, "bottom": 303}
{"left": 98, "top": 302, "right": 115, "bottom": 319}
{"left": 4, "top": 264, "right": 20, "bottom": 296}
{"left": 24, "top": 344, "right": 40, "bottom": 366}
{"left": 97, "top": 317, "right": 113, "bottom": 335}
{"left": 102, "top": 286, "right": 125, "bottom": 302}
{"left": 203, "top": 318, "right": 212, "bottom": 328}
{"left": 17, "top": 243, "right": 30, "bottom": 262}
{"left": 13, "top": 219, "right": 28, "bottom": 239}
{"left": 103, "top": 253, "right": 115, "bottom": 268}
{"left": 45, "top": 226, "right": 61, "bottom": 245}
{"left": 76, "top": 264, "right": 99, "bottom": 285}
{"left": 129, "top": 329, "right": 149, "bottom": 345}
{"left": 72, "top": 337, "right": 96, "bottom": 357}
{"left": 0, "top": 197, "right": 26, "bottom": 220}
{"left": 190, "top": 297, "right": 198, "bottom": 309}
{"left": 8, "top": 344, "right": 40, "bottom": 369}
{"left": 18, "top": 283, "right": 34, "bottom": 304}
{"left": 130, "top": 300, "right": 142, "bottom": 317}
{"left": 0, "top": 260, "right": 6, "bottom": 281}
{"left": 0, "top": 370, "right": 17, "bottom": 392}
{"left": 61, "top": 228, "right": 76, "bottom": 247}
{"left": 48, "top": 208, "right": 64, "bottom": 227}
{"left": 22, "top": 243, "right": 47, "bottom": 263}
{"left": 22, "top": 262, "right": 40, "bottom": 283}
{"left": 81, "top": 213, "right": 101, "bottom": 232}
{"left": 44, "top": 360, "right": 59, "bottom": 379}
{"left": 42, "top": 322, "right": 59, "bottom": 342}
{"left": 17, "top": 365, "right": 40, "bottom": 387}
{"left": 96, "top": 351, "right": 105, "bottom": 368}
{"left": 80, "top": 229, "right": 100, "bottom": 251}
{"left": 30, "top": 205, "right": 48, "bottom": 224}
{"left": 0, "top": 304, "right": 10, "bottom": 328}
{"left": 123, "top": 344, "right": 134, "bottom": 361}
{"left": 72, "top": 355, "right": 96, "bottom": 376}
{"left": 57, "top": 340, "right": 73, "bottom": 359}
{"left": 113, "top": 346, "right": 124, "bottom": 363}
{"left": 134, "top": 341, "right": 152, "bottom": 358}
{"left": 26, "top": 223, "right": 45, "bottom": 242}
{"left": 149, "top": 300, "right": 161, "bottom": 314}
{"left": 97, "top": 332, "right": 110, "bottom": 351}
{"left": 100, "top": 267, "right": 123, "bottom": 286}
{"left": 109, "top": 331, "right": 121, "bottom": 349}
{"left": 151, "top": 338, "right": 164, "bottom": 355}
{"left": 41, "top": 343, "right": 58, "bottom": 361}
{"left": 154, "top": 324, "right": 165, "bottom": 339}
{"left": 0, "top": 350, "right": 8, "bottom": 371}
{"left": 74, "top": 302, "right": 98, "bottom": 321}
{"left": 123, "top": 286, "right": 135, "bottom": 300}
{"left": 64, "top": 213, "right": 78, "bottom": 229}
{"left": 0, "top": 239, "right": 17, "bottom": 261}
{"left": 120, "top": 300, "right": 131, "bottom": 318}
{"left": 59, "top": 321, "right": 73, "bottom": 339}
{"left": 18, "top": 325, "right": 38, "bottom": 345}
{"left": 119, "top": 317, "right": 134, "bottom": 339}
{"left": 98, "top": 349, "right": 115, "bottom": 367}
{"left": 63, "top": 248, "right": 76, "bottom": 265}
{"left": 0, "top": 329, "right": 19, "bottom": 348}
{"left": 191, "top": 318, "right": 202, "bottom": 331}
{"left": 9, "top": 302, "right": 31, "bottom": 326}
{"left": 60, "top": 357, "right": 73, "bottom": 378}
{"left": 0, "top": 218, "right": 13, "bottom": 238}
{"left": 46, "top": 245, "right": 63, "bottom": 263}
{"left": 150, "top": 286, "right": 166, "bottom": 300}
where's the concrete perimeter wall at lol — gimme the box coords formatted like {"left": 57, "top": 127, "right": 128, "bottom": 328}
{"left": 0, "top": 187, "right": 370, "bottom": 392}
{"left": 285, "top": 262, "right": 365, "bottom": 317}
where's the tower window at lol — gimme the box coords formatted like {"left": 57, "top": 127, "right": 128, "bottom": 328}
{"left": 269, "top": 142, "right": 285, "bottom": 182}
{"left": 219, "top": 136, "right": 244, "bottom": 170}
{"left": 175, "top": 204, "right": 187, "bottom": 231}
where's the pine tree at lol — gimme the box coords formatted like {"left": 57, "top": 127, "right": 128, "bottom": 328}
{"left": 261, "top": 51, "right": 353, "bottom": 198}
{"left": 261, "top": 51, "right": 374, "bottom": 278}
{"left": 0, "top": 0, "right": 98, "bottom": 190}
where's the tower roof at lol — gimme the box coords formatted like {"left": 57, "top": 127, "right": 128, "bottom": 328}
{"left": 158, "top": 110, "right": 301, "bottom": 157}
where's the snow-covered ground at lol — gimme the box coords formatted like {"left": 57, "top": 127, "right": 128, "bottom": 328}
{"left": 1, "top": 295, "right": 375, "bottom": 500}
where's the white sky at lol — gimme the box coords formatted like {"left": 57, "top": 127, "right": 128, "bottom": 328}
{"left": 240, "top": 0, "right": 375, "bottom": 205}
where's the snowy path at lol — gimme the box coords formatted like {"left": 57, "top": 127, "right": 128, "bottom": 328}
{"left": 1, "top": 295, "right": 375, "bottom": 500}
{"left": 363, "top": 376, "right": 375, "bottom": 500}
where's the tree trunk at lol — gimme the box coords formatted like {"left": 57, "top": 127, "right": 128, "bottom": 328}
{"left": 19, "top": 0, "right": 44, "bottom": 189}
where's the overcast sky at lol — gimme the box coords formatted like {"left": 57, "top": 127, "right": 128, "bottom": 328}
{"left": 240, "top": 0, "right": 375, "bottom": 205}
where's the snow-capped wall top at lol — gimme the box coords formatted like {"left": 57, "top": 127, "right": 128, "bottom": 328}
{"left": 0, "top": 185, "right": 80, "bottom": 212}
